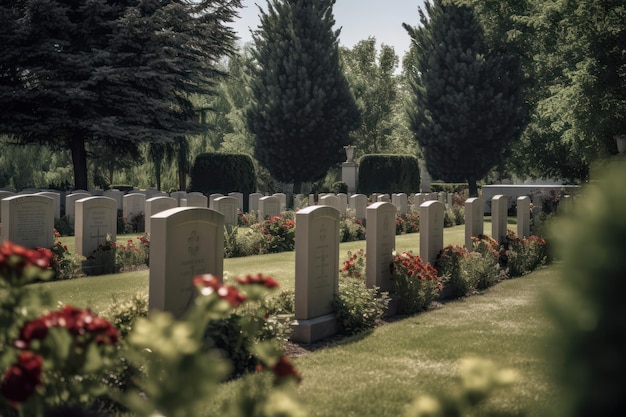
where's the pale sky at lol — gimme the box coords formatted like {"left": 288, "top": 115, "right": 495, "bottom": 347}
{"left": 230, "top": 0, "right": 427, "bottom": 58}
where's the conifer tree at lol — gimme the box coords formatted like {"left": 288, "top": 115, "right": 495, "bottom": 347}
{"left": 0, "top": 0, "right": 241, "bottom": 190}
{"left": 247, "top": 0, "right": 359, "bottom": 194}
{"left": 403, "top": 0, "right": 524, "bottom": 196}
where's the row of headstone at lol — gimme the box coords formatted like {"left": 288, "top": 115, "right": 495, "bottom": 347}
{"left": 145, "top": 192, "right": 550, "bottom": 343}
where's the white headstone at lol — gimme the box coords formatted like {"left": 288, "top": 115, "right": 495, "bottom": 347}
{"left": 123, "top": 193, "right": 146, "bottom": 224}
{"left": 249, "top": 193, "right": 263, "bottom": 212}
{"left": 184, "top": 193, "right": 208, "bottom": 208}
{"left": 209, "top": 193, "right": 224, "bottom": 209}
{"left": 0, "top": 190, "right": 17, "bottom": 223}
{"left": 35, "top": 192, "right": 61, "bottom": 220}
{"left": 169, "top": 191, "right": 188, "bottom": 206}
{"left": 308, "top": 194, "right": 315, "bottom": 206}
{"left": 366, "top": 202, "right": 396, "bottom": 293}
{"left": 228, "top": 192, "right": 244, "bottom": 212}
{"left": 259, "top": 196, "right": 281, "bottom": 220}
{"left": 273, "top": 193, "right": 287, "bottom": 211}
{"left": 65, "top": 193, "right": 91, "bottom": 222}
{"left": 350, "top": 194, "right": 368, "bottom": 220}
{"left": 292, "top": 205, "right": 339, "bottom": 343}
{"left": 337, "top": 193, "right": 348, "bottom": 214}
{"left": 215, "top": 196, "right": 238, "bottom": 227}
{"left": 75, "top": 197, "right": 117, "bottom": 256}
{"left": 377, "top": 194, "right": 391, "bottom": 203}
{"left": 103, "top": 189, "right": 123, "bottom": 211}
{"left": 419, "top": 200, "right": 444, "bottom": 265}
{"left": 145, "top": 197, "right": 177, "bottom": 235}
{"left": 464, "top": 197, "right": 484, "bottom": 250}
{"left": 1, "top": 195, "right": 54, "bottom": 248}
{"left": 149, "top": 207, "right": 224, "bottom": 317}
{"left": 447, "top": 193, "right": 454, "bottom": 208}
{"left": 394, "top": 193, "right": 408, "bottom": 215}
{"left": 516, "top": 196, "right": 530, "bottom": 238}
{"left": 491, "top": 195, "right": 509, "bottom": 244}
{"left": 320, "top": 194, "right": 341, "bottom": 212}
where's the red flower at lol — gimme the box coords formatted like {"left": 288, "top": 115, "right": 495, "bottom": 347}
{"left": 1, "top": 351, "right": 43, "bottom": 406}
{"left": 271, "top": 355, "right": 302, "bottom": 383}
{"left": 236, "top": 274, "right": 280, "bottom": 288}
{"left": 194, "top": 274, "right": 247, "bottom": 308}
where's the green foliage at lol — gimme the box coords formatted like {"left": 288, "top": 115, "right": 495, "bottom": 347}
{"left": 461, "top": 250, "right": 502, "bottom": 291}
{"left": 339, "top": 216, "right": 366, "bottom": 243}
{"left": 330, "top": 181, "right": 348, "bottom": 194}
{"left": 335, "top": 277, "right": 389, "bottom": 335}
{"left": 340, "top": 38, "right": 400, "bottom": 154}
{"left": 357, "top": 154, "right": 420, "bottom": 195}
{"left": 391, "top": 251, "right": 441, "bottom": 314}
{"left": 399, "top": 212, "right": 420, "bottom": 234}
{"left": 0, "top": 1, "right": 241, "bottom": 190}
{"left": 49, "top": 240, "right": 82, "bottom": 281}
{"left": 548, "top": 162, "right": 626, "bottom": 417}
{"left": 501, "top": 230, "right": 547, "bottom": 278}
{"left": 189, "top": 152, "right": 257, "bottom": 195}
{"left": 404, "top": 0, "right": 525, "bottom": 196}
{"left": 435, "top": 245, "right": 473, "bottom": 300}
{"left": 254, "top": 214, "right": 296, "bottom": 254}
{"left": 248, "top": 0, "right": 360, "bottom": 193}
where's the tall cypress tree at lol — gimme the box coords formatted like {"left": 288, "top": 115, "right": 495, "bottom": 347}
{"left": 0, "top": 0, "right": 241, "bottom": 190}
{"left": 403, "top": 0, "right": 524, "bottom": 197}
{"left": 247, "top": 0, "right": 359, "bottom": 194}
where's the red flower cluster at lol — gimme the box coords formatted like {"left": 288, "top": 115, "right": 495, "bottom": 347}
{"left": 0, "top": 241, "right": 52, "bottom": 275}
{"left": 236, "top": 273, "right": 279, "bottom": 288}
{"left": 391, "top": 251, "right": 440, "bottom": 283}
{"left": 193, "top": 274, "right": 247, "bottom": 308}
{"left": 0, "top": 351, "right": 43, "bottom": 406}
{"left": 15, "top": 306, "right": 119, "bottom": 349}
{"left": 340, "top": 249, "right": 365, "bottom": 279}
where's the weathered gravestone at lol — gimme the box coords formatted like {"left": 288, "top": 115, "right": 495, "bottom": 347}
{"left": 1, "top": 195, "right": 54, "bottom": 248}
{"left": 413, "top": 193, "right": 427, "bottom": 210}
{"left": 75, "top": 197, "right": 117, "bottom": 256}
{"left": 491, "top": 195, "right": 509, "bottom": 244}
{"left": 0, "top": 191, "right": 16, "bottom": 226}
{"left": 419, "top": 200, "right": 444, "bottom": 265}
{"left": 249, "top": 193, "right": 263, "bottom": 212}
{"left": 319, "top": 194, "right": 340, "bottom": 212}
{"left": 516, "top": 196, "right": 530, "bottom": 238}
{"left": 228, "top": 192, "right": 244, "bottom": 212}
{"left": 209, "top": 194, "right": 224, "bottom": 209}
{"left": 145, "top": 197, "right": 177, "bottom": 235}
{"left": 259, "top": 196, "right": 280, "bottom": 220}
{"left": 65, "top": 192, "right": 91, "bottom": 223}
{"left": 337, "top": 193, "right": 348, "bottom": 214}
{"left": 393, "top": 193, "right": 408, "bottom": 215}
{"left": 169, "top": 191, "right": 188, "bottom": 206}
{"left": 292, "top": 206, "right": 340, "bottom": 343}
{"left": 350, "top": 194, "right": 367, "bottom": 220}
{"left": 215, "top": 196, "right": 238, "bottom": 229}
{"left": 149, "top": 207, "right": 224, "bottom": 318}
{"left": 464, "top": 197, "right": 484, "bottom": 250}
{"left": 123, "top": 193, "right": 146, "bottom": 226}
{"left": 377, "top": 194, "right": 391, "bottom": 203}
{"left": 273, "top": 193, "right": 287, "bottom": 211}
{"left": 183, "top": 192, "right": 208, "bottom": 208}
{"left": 366, "top": 202, "right": 396, "bottom": 294}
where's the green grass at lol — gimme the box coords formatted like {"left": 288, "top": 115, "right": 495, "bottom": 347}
{"left": 44, "top": 221, "right": 558, "bottom": 416}
{"left": 210, "top": 265, "right": 559, "bottom": 417}
{"left": 46, "top": 223, "right": 491, "bottom": 312}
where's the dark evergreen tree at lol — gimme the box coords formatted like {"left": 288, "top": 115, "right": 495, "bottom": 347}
{"left": 403, "top": 0, "right": 525, "bottom": 196}
{"left": 247, "top": 0, "right": 359, "bottom": 194}
{"left": 0, "top": 0, "right": 241, "bottom": 190}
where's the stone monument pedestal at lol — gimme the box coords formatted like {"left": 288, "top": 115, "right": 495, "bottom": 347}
{"left": 342, "top": 162, "right": 358, "bottom": 194}
{"left": 291, "top": 314, "right": 337, "bottom": 344}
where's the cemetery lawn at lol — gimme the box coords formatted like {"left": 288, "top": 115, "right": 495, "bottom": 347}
{"left": 47, "top": 222, "right": 557, "bottom": 416}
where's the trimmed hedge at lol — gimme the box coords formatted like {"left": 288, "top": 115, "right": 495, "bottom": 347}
{"left": 357, "top": 154, "right": 420, "bottom": 195}
{"left": 430, "top": 182, "right": 469, "bottom": 193}
{"left": 189, "top": 153, "right": 256, "bottom": 196}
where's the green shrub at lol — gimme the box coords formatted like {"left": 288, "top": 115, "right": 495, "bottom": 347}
{"left": 400, "top": 212, "right": 420, "bottom": 233}
{"left": 49, "top": 239, "right": 82, "bottom": 280}
{"left": 547, "top": 162, "right": 626, "bottom": 417}
{"left": 54, "top": 216, "right": 73, "bottom": 237}
{"left": 435, "top": 245, "right": 473, "bottom": 300}
{"left": 253, "top": 213, "right": 296, "bottom": 254}
{"left": 334, "top": 277, "right": 389, "bottom": 335}
{"left": 357, "top": 154, "right": 420, "bottom": 195}
{"left": 102, "top": 293, "right": 149, "bottom": 339}
{"left": 460, "top": 251, "right": 502, "bottom": 290}
{"left": 339, "top": 216, "right": 366, "bottom": 242}
{"left": 391, "top": 251, "right": 441, "bottom": 314}
{"left": 330, "top": 181, "right": 348, "bottom": 194}
{"left": 189, "top": 152, "right": 257, "bottom": 195}
{"left": 430, "top": 183, "right": 468, "bottom": 193}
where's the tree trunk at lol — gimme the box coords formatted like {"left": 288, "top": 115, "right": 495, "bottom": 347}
{"left": 155, "top": 163, "right": 162, "bottom": 191}
{"left": 293, "top": 180, "right": 302, "bottom": 195}
{"left": 70, "top": 136, "right": 88, "bottom": 190}
{"left": 468, "top": 177, "right": 478, "bottom": 198}
{"left": 178, "top": 166, "right": 187, "bottom": 191}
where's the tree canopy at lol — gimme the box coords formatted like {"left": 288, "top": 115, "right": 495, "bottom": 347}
{"left": 404, "top": 0, "right": 525, "bottom": 196}
{"left": 0, "top": 0, "right": 241, "bottom": 190}
{"left": 247, "top": 0, "right": 360, "bottom": 194}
